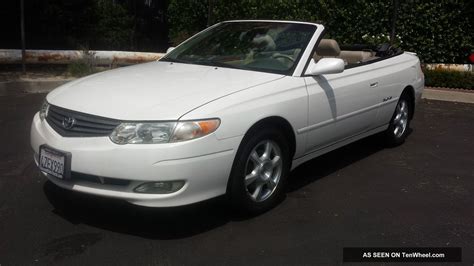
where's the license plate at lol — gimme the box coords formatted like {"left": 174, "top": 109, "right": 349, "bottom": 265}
{"left": 39, "top": 145, "right": 71, "bottom": 179}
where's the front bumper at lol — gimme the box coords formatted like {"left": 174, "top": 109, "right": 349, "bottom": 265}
{"left": 31, "top": 113, "right": 241, "bottom": 207}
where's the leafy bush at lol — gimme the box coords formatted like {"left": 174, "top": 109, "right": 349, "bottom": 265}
{"left": 25, "top": 0, "right": 136, "bottom": 51}
{"left": 424, "top": 69, "right": 474, "bottom": 89}
{"left": 67, "top": 50, "right": 99, "bottom": 77}
{"left": 397, "top": 1, "right": 473, "bottom": 64}
{"left": 167, "top": 0, "right": 473, "bottom": 64}
{"left": 362, "top": 33, "right": 403, "bottom": 47}
{"left": 93, "top": 1, "right": 134, "bottom": 50}
{"left": 67, "top": 61, "right": 95, "bottom": 77}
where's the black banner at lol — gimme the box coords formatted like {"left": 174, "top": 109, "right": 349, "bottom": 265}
{"left": 343, "top": 247, "right": 462, "bottom": 263}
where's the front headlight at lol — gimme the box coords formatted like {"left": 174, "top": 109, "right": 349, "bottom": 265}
{"left": 39, "top": 100, "right": 50, "bottom": 121}
{"left": 110, "top": 122, "right": 176, "bottom": 144}
{"left": 109, "top": 119, "right": 220, "bottom": 144}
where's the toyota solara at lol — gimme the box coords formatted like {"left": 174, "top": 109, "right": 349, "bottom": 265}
{"left": 31, "top": 20, "right": 424, "bottom": 213}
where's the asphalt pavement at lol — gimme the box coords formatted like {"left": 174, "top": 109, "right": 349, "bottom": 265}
{"left": 0, "top": 93, "right": 473, "bottom": 265}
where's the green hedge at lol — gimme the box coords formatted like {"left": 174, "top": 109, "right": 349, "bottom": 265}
{"left": 167, "top": 0, "right": 473, "bottom": 64}
{"left": 424, "top": 69, "right": 474, "bottom": 89}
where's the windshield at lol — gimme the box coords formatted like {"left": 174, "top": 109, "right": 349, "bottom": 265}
{"left": 161, "top": 22, "right": 316, "bottom": 75}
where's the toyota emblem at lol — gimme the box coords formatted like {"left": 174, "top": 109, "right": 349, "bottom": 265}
{"left": 62, "top": 117, "right": 76, "bottom": 129}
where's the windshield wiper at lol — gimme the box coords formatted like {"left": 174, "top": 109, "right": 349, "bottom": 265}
{"left": 194, "top": 59, "right": 242, "bottom": 70}
{"left": 161, "top": 57, "right": 242, "bottom": 70}
{"left": 159, "top": 57, "right": 188, "bottom": 63}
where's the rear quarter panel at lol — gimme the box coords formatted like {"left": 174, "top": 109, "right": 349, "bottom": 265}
{"left": 369, "top": 53, "right": 423, "bottom": 126}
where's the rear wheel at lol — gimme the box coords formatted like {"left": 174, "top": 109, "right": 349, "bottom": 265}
{"left": 228, "top": 127, "right": 290, "bottom": 214}
{"left": 385, "top": 93, "right": 412, "bottom": 146}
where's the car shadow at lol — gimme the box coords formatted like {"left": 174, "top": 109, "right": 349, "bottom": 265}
{"left": 43, "top": 129, "right": 412, "bottom": 240}
{"left": 43, "top": 181, "right": 234, "bottom": 239}
{"left": 288, "top": 128, "right": 413, "bottom": 192}
{"left": 288, "top": 133, "right": 381, "bottom": 192}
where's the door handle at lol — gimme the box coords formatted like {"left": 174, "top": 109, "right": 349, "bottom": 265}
{"left": 370, "top": 82, "right": 379, "bottom": 87}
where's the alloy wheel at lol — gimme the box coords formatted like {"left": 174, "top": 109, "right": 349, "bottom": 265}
{"left": 393, "top": 99, "right": 409, "bottom": 138}
{"left": 244, "top": 140, "right": 283, "bottom": 202}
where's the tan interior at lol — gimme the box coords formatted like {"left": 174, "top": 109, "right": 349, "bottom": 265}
{"left": 313, "top": 39, "right": 378, "bottom": 65}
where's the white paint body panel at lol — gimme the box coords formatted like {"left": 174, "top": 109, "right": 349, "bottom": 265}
{"left": 47, "top": 62, "right": 284, "bottom": 120}
{"left": 31, "top": 21, "right": 424, "bottom": 207}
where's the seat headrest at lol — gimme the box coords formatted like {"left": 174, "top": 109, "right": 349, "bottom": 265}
{"left": 316, "top": 39, "right": 341, "bottom": 56}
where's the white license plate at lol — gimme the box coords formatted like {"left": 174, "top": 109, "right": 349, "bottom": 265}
{"left": 39, "top": 146, "right": 70, "bottom": 179}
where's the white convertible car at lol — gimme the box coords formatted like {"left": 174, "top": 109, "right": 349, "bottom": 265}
{"left": 31, "top": 20, "right": 424, "bottom": 213}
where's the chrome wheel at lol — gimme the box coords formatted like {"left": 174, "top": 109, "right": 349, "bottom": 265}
{"left": 244, "top": 140, "right": 283, "bottom": 202}
{"left": 393, "top": 99, "right": 409, "bottom": 138}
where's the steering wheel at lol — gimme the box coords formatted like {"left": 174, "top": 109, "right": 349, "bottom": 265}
{"left": 272, "top": 53, "right": 295, "bottom": 62}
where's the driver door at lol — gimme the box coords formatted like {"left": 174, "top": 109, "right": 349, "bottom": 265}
{"left": 303, "top": 65, "right": 379, "bottom": 153}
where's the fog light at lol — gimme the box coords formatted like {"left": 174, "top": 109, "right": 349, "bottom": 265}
{"left": 134, "top": 181, "right": 185, "bottom": 194}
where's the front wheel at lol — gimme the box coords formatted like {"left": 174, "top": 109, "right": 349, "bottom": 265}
{"left": 228, "top": 127, "right": 290, "bottom": 214}
{"left": 385, "top": 93, "right": 412, "bottom": 146}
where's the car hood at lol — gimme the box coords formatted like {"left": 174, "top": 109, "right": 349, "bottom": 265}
{"left": 47, "top": 61, "right": 284, "bottom": 120}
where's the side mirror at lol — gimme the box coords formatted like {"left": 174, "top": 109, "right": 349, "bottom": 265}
{"left": 166, "top": 47, "right": 175, "bottom": 54}
{"left": 305, "top": 58, "right": 345, "bottom": 76}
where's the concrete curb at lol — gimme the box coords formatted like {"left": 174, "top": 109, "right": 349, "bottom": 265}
{"left": 422, "top": 88, "right": 474, "bottom": 104}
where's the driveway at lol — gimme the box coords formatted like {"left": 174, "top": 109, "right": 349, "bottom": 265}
{"left": 0, "top": 93, "right": 473, "bottom": 265}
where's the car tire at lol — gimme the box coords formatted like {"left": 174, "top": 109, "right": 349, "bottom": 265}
{"left": 228, "top": 126, "right": 291, "bottom": 214}
{"left": 385, "top": 92, "right": 412, "bottom": 146}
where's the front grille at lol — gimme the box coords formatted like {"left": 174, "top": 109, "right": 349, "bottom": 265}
{"left": 46, "top": 104, "right": 121, "bottom": 137}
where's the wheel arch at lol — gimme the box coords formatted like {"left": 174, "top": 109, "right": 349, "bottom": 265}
{"left": 242, "top": 116, "right": 297, "bottom": 160}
